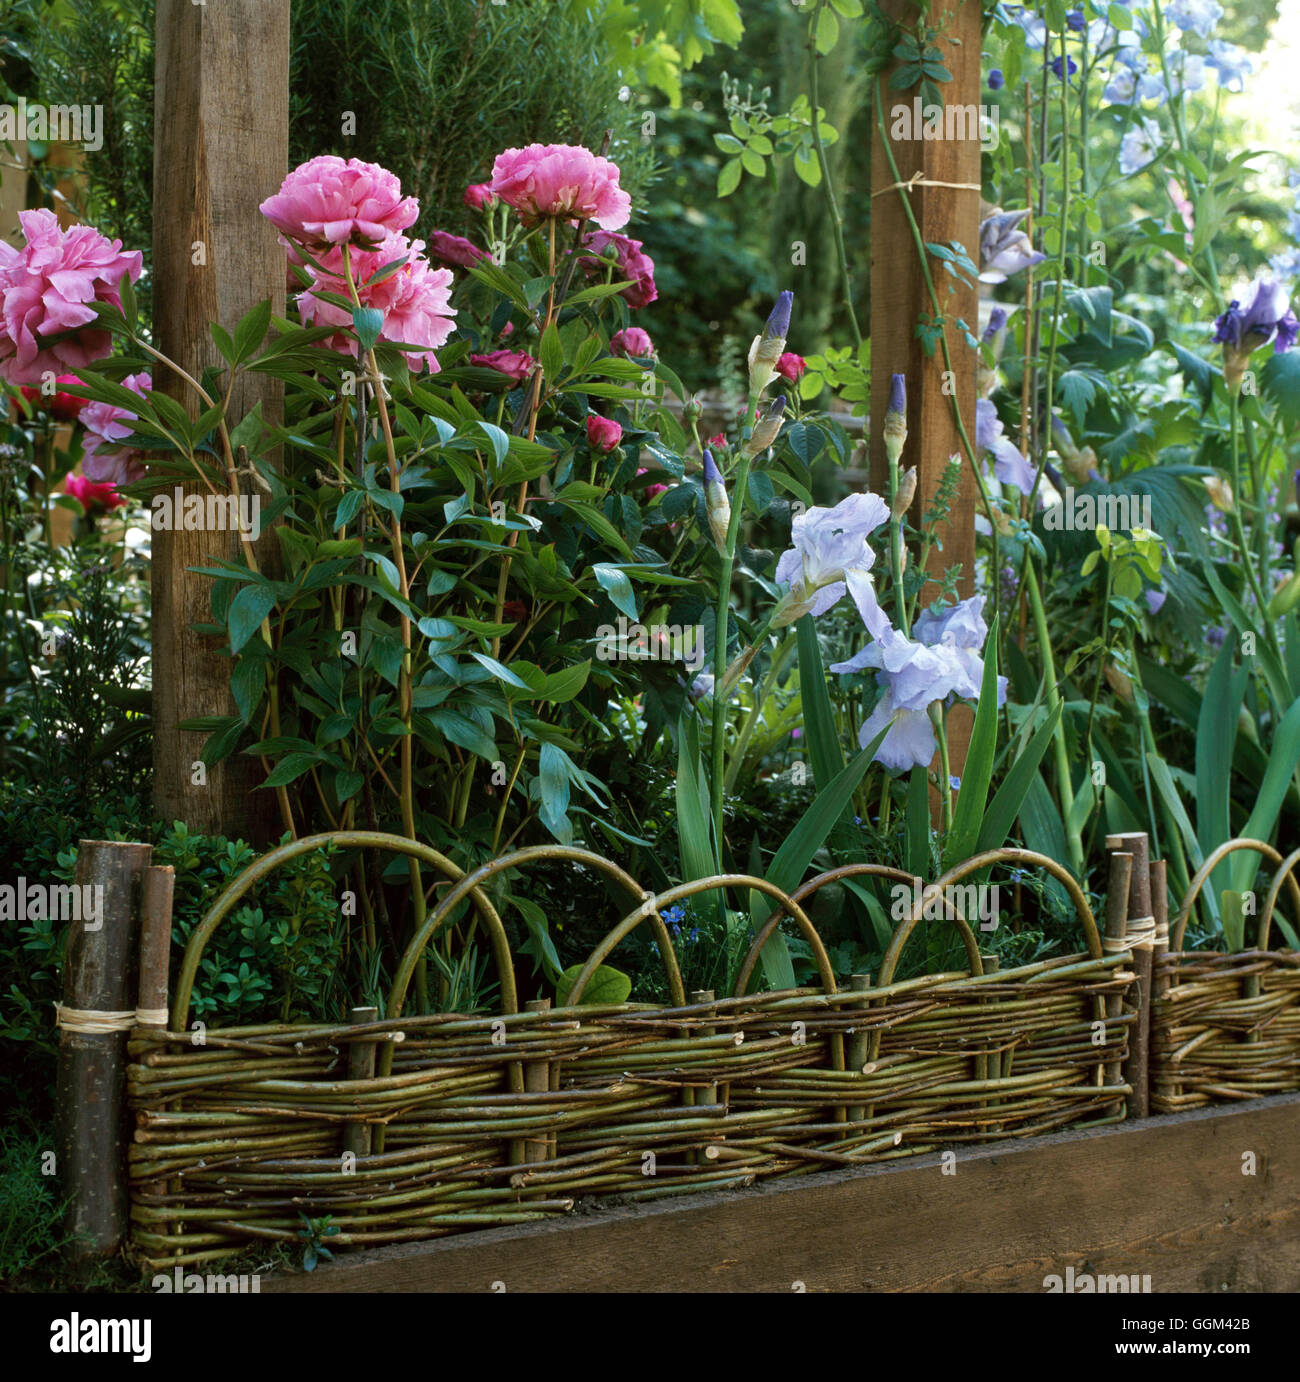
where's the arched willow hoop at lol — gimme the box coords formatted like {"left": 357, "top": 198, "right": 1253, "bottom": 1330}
{"left": 170, "top": 831, "right": 517, "bottom": 1030}
{"left": 1260, "top": 847, "right": 1300, "bottom": 951}
{"left": 731, "top": 863, "right": 917, "bottom": 999}
{"left": 1170, "top": 838, "right": 1300, "bottom": 951}
{"left": 563, "top": 873, "right": 833, "bottom": 1005}
{"left": 877, "top": 848, "right": 1101, "bottom": 986}
{"left": 388, "top": 844, "right": 687, "bottom": 1017}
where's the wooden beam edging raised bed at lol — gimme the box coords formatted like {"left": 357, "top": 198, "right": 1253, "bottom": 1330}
{"left": 263, "top": 1092, "right": 1300, "bottom": 1294}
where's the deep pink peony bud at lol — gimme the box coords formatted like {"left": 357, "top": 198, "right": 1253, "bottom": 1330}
{"left": 469, "top": 349, "right": 537, "bottom": 383}
{"left": 464, "top": 183, "right": 499, "bottom": 211}
{"left": 775, "top": 352, "right": 805, "bottom": 383}
{"left": 587, "top": 413, "right": 624, "bottom": 453}
{"left": 610, "top": 327, "right": 654, "bottom": 358}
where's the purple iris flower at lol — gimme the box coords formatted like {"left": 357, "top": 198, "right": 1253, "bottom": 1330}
{"left": 976, "top": 399, "right": 1035, "bottom": 494}
{"left": 979, "top": 209, "right": 1046, "bottom": 284}
{"left": 765, "top": 291, "right": 793, "bottom": 341}
{"left": 888, "top": 373, "right": 906, "bottom": 416}
{"left": 830, "top": 597, "right": 1005, "bottom": 773}
{"left": 773, "top": 491, "right": 892, "bottom": 635}
{"left": 982, "top": 306, "right": 1008, "bottom": 344}
{"left": 1212, "top": 277, "right": 1298, "bottom": 357}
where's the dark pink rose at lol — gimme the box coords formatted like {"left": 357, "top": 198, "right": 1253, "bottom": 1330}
{"left": 609, "top": 327, "right": 654, "bottom": 358}
{"left": 427, "top": 231, "right": 486, "bottom": 269}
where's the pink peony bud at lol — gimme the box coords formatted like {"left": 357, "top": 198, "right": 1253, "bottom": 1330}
{"left": 586, "top": 414, "right": 623, "bottom": 453}
{"left": 427, "top": 231, "right": 486, "bottom": 269}
{"left": 775, "top": 352, "right": 805, "bottom": 383}
{"left": 469, "top": 349, "right": 537, "bottom": 384}
{"left": 18, "top": 374, "right": 86, "bottom": 422}
{"left": 64, "top": 470, "right": 125, "bottom": 512}
{"left": 464, "top": 183, "right": 499, "bottom": 211}
{"left": 610, "top": 326, "right": 655, "bottom": 359}
{"left": 260, "top": 155, "right": 419, "bottom": 251}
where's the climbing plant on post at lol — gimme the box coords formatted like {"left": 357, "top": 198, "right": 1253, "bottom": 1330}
{"left": 151, "top": 0, "right": 290, "bottom": 840}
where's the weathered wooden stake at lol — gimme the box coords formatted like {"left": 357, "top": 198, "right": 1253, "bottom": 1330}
{"left": 56, "top": 840, "right": 153, "bottom": 1265}
{"left": 691, "top": 989, "right": 717, "bottom": 1163}
{"left": 136, "top": 865, "right": 175, "bottom": 1029}
{"left": 343, "top": 1006, "right": 380, "bottom": 1159}
{"left": 1108, "top": 832, "right": 1154, "bottom": 1119}
{"left": 1103, "top": 849, "right": 1133, "bottom": 1120}
{"left": 846, "top": 973, "right": 872, "bottom": 1127}
{"left": 523, "top": 998, "right": 552, "bottom": 1164}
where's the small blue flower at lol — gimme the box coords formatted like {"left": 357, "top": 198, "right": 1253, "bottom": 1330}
{"left": 949, "top": 775, "right": 962, "bottom": 791}
{"left": 688, "top": 928, "right": 700, "bottom": 944}
{"left": 988, "top": 69, "right": 1004, "bottom": 91}
{"left": 1065, "top": 9, "right": 1086, "bottom": 31}
{"left": 1050, "top": 55, "right": 1078, "bottom": 79}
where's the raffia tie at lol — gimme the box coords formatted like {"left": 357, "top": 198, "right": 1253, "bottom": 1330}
{"left": 1103, "top": 915, "right": 1157, "bottom": 955}
{"left": 54, "top": 1003, "right": 170, "bottom": 1033}
{"left": 872, "top": 172, "right": 983, "bottom": 198}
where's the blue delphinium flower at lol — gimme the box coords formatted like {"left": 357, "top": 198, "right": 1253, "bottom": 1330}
{"left": 989, "top": 69, "right": 1005, "bottom": 90}
{"left": 1103, "top": 63, "right": 1168, "bottom": 106}
{"left": 1119, "top": 117, "right": 1161, "bottom": 175}
{"left": 1065, "top": 9, "right": 1086, "bottom": 31}
{"left": 1205, "top": 39, "right": 1252, "bottom": 92}
{"left": 1050, "top": 55, "right": 1079, "bottom": 80}
{"left": 1166, "top": 0, "right": 1223, "bottom": 39}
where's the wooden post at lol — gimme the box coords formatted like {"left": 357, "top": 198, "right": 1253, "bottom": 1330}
{"left": 136, "top": 865, "right": 175, "bottom": 1029}
{"left": 56, "top": 840, "right": 153, "bottom": 1265}
{"left": 523, "top": 998, "right": 552, "bottom": 1164}
{"left": 870, "top": 0, "right": 982, "bottom": 792}
{"left": 1103, "top": 849, "right": 1133, "bottom": 1120}
{"left": 691, "top": 989, "right": 717, "bottom": 1162}
{"left": 846, "top": 973, "right": 872, "bottom": 1127}
{"left": 151, "top": 0, "right": 290, "bottom": 840}
{"left": 1107, "top": 832, "right": 1154, "bottom": 1119}
{"left": 342, "top": 1006, "right": 379, "bottom": 1159}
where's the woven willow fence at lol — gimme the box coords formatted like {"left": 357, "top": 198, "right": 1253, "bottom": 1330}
{"left": 114, "top": 835, "right": 1145, "bottom": 1270}
{"left": 1150, "top": 840, "right": 1300, "bottom": 1113}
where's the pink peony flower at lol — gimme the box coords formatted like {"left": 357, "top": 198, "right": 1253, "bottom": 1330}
{"left": 64, "top": 471, "right": 125, "bottom": 512}
{"left": 586, "top": 414, "right": 623, "bottom": 453}
{"left": 298, "top": 233, "right": 457, "bottom": 374}
{"left": 259, "top": 156, "right": 419, "bottom": 250}
{"left": 464, "top": 183, "right": 498, "bottom": 211}
{"left": 17, "top": 373, "right": 86, "bottom": 422}
{"left": 469, "top": 349, "right": 537, "bottom": 383}
{"left": 636, "top": 465, "right": 668, "bottom": 500}
{"left": 0, "top": 209, "right": 142, "bottom": 386}
{"left": 427, "top": 231, "right": 486, "bottom": 269}
{"left": 775, "top": 352, "right": 806, "bottom": 383}
{"left": 581, "top": 230, "right": 657, "bottom": 308}
{"left": 81, "top": 370, "right": 152, "bottom": 486}
{"left": 489, "top": 144, "right": 631, "bottom": 230}
{"left": 610, "top": 326, "right": 654, "bottom": 358}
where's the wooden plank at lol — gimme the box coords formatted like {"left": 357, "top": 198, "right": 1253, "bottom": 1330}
{"left": 150, "top": 0, "right": 290, "bottom": 841}
{"left": 263, "top": 1094, "right": 1300, "bottom": 1293}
